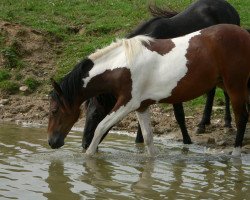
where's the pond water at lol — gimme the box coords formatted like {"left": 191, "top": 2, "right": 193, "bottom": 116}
{"left": 0, "top": 123, "right": 250, "bottom": 200}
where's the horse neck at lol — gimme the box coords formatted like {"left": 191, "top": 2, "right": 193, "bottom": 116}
{"left": 80, "top": 54, "right": 126, "bottom": 104}
{"left": 79, "top": 73, "right": 115, "bottom": 105}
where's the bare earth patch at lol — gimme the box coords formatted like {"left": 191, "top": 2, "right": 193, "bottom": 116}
{"left": 0, "top": 20, "right": 57, "bottom": 125}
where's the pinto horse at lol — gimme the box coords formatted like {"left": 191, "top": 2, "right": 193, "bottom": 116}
{"left": 48, "top": 24, "right": 250, "bottom": 157}
{"left": 82, "top": 0, "right": 240, "bottom": 149}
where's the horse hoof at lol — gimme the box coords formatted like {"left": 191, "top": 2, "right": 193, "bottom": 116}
{"left": 183, "top": 140, "right": 192, "bottom": 144}
{"left": 147, "top": 146, "right": 157, "bottom": 157}
{"left": 196, "top": 127, "right": 206, "bottom": 134}
{"left": 85, "top": 149, "right": 96, "bottom": 157}
{"left": 224, "top": 127, "right": 235, "bottom": 134}
{"left": 231, "top": 147, "right": 241, "bottom": 156}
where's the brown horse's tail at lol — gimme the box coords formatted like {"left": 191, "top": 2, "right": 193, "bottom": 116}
{"left": 148, "top": 3, "right": 178, "bottom": 18}
{"left": 246, "top": 28, "right": 250, "bottom": 34}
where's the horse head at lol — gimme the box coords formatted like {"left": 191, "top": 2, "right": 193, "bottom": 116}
{"left": 47, "top": 59, "right": 95, "bottom": 149}
{"left": 47, "top": 79, "right": 81, "bottom": 149}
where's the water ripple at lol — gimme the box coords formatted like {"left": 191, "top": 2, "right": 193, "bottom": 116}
{"left": 0, "top": 124, "right": 250, "bottom": 199}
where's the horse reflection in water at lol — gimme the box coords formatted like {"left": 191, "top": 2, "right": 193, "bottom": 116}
{"left": 44, "top": 160, "right": 80, "bottom": 200}
{"left": 48, "top": 24, "right": 250, "bottom": 156}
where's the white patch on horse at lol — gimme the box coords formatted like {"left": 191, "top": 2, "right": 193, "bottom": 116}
{"left": 130, "top": 31, "right": 201, "bottom": 103}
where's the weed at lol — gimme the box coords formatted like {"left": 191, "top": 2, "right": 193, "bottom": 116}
{"left": 0, "top": 70, "right": 11, "bottom": 82}
{"left": 0, "top": 80, "right": 19, "bottom": 94}
{"left": 15, "top": 73, "right": 23, "bottom": 81}
{"left": 1, "top": 46, "right": 23, "bottom": 69}
{"left": 24, "top": 77, "right": 40, "bottom": 91}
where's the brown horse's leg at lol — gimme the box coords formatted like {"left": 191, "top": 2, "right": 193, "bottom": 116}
{"left": 224, "top": 91, "right": 232, "bottom": 128}
{"left": 196, "top": 87, "right": 216, "bottom": 134}
{"left": 229, "top": 93, "right": 248, "bottom": 156}
{"left": 173, "top": 103, "right": 192, "bottom": 144}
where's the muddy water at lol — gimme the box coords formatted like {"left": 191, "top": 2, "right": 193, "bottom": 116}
{"left": 0, "top": 124, "right": 250, "bottom": 199}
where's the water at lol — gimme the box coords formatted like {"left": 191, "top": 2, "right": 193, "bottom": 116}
{"left": 0, "top": 123, "right": 250, "bottom": 200}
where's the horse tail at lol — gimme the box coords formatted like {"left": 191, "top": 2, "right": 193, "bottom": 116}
{"left": 245, "top": 28, "right": 250, "bottom": 34}
{"left": 148, "top": 3, "right": 178, "bottom": 18}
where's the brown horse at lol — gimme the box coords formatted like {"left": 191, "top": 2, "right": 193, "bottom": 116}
{"left": 48, "top": 24, "right": 250, "bottom": 156}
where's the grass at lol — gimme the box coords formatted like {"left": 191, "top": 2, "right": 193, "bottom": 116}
{"left": 0, "top": 69, "right": 11, "bottom": 82}
{"left": 24, "top": 77, "right": 40, "bottom": 91}
{"left": 0, "top": 0, "right": 249, "bottom": 99}
{"left": 1, "top": 46, "right": 24, "bottom": 69}
{"left": 0, "top": 80, "right": 19, "bottom": 94}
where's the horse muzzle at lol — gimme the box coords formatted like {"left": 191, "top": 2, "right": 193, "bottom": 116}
{"left": 48, "top": 133, "right": 65, "bottom": 149}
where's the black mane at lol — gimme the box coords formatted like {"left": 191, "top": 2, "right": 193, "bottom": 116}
{"left": 127, "top": 5, "right": 178, "bottom": 38}
{"left": 52, "top": 59, "right": 94, "bottom": 105}
{"left": 148, "top": 4, "right": 178, "bottom": 18}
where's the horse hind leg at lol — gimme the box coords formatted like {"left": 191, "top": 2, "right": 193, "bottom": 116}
{"left": 223, "top": 91, "right": 232, "bottom": 129}
{"left": 196, "top": 87, "right": 216, "bottom": 134}
{"left": 227, "top": 89, "right": 248, "bottom": 156}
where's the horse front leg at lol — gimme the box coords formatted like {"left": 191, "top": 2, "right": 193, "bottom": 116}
{"left": 135, "top": 123, "right": 144, "bottom": 143}
{"left": 85, "top": 99, "right": 137, "bottom": 156}
{"left": 136, "top": 108, "right": 156, "bottom": 156}
{"left": 82, "top": 98, "right": 107, "bottom": 149}
{"left": 82, "top": 95, "right": 116, "bottom": 149}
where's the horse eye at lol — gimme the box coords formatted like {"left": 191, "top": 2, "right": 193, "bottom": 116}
{"left": 51, "top": 109, "right": 58, "bottom": 115}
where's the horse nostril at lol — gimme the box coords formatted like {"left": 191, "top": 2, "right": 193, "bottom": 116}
{"left": 48, "top": 138, "right": 53, "bottom": 147}
{"left": 48, "top": 136, "right": 64, "bottom": 149}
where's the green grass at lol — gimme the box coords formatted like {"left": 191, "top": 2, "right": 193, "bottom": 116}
{"left": 0, "top": 80, "right": 19, "bottom": 94}
{"left": 0, "top": 69, "right": 11, "bottom": 82}
{"left": 1, "top": 46, "right": 24, "bottom": 69}
{"left": 24, "top": 77, "right": 40, "bottom": 91}
{"left": 0, "top": 0, "right": 249, "bottom": 98}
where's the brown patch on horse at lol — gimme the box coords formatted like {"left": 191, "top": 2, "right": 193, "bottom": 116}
{"left": 87, "top": 67, "right": 133, "bottom": 110}
{"left": 145, "top": 39, "right": 175, "bottom": 55}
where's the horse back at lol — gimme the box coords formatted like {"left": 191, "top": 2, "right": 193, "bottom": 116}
{"left": 204, "top": 25, "right": 250, "bottom": 89}
{"left": 201, "top": 24, "right": 250, "bottom": 70}
{"left": 178, "top": 0, "right": 240, "bottom": 25}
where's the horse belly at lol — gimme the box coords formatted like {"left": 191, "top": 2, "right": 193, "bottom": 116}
{"left": 163, "top": 61, "right": 219, "bottom": 103}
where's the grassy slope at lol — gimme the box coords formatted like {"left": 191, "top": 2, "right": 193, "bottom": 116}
{"left": 0, "top": 0, "right": 249, "bottom": 106}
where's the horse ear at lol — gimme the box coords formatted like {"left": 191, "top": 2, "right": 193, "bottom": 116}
{"left": 50, "top": 78, "right": 63, "bottom": 97}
